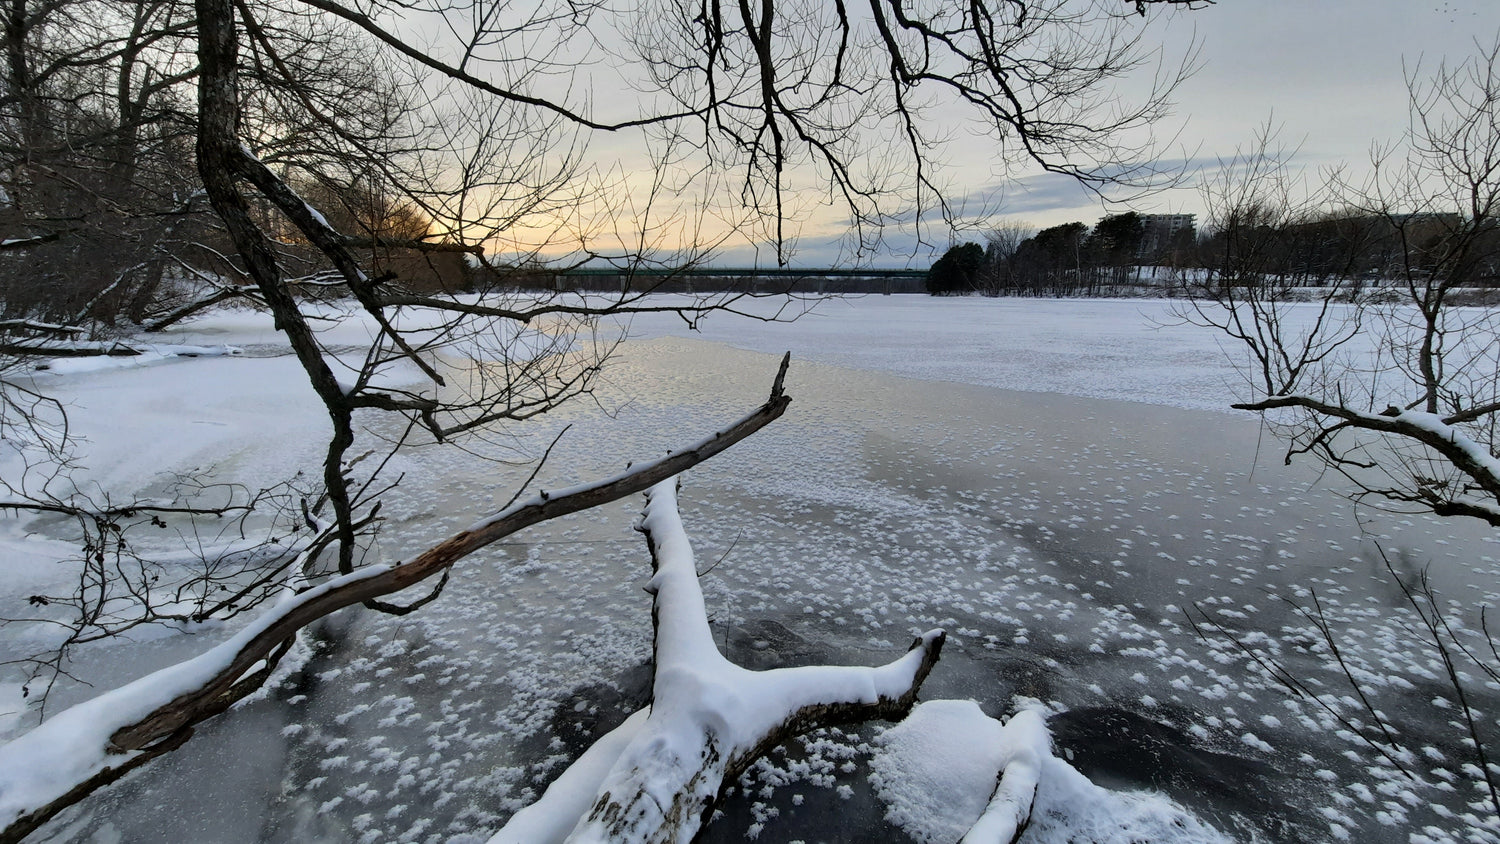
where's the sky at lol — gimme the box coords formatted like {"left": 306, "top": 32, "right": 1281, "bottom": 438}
{"left": 772, "top": 0, "right": 1500, "bottom": 266}
{"left": 953, "top": 2, "right": 1500, "bottom": 243}
{"left": 468, "top": 0, "right": 1500, "bottom": 268}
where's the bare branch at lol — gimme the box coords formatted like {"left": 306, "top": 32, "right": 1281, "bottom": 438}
{"left": 0, "top": 357, "right": 794, "bottom": 842}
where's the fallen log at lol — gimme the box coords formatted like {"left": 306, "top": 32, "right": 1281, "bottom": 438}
{"left": 0, "top": 342, "right": 139, "bottom": 358}
{"left": 0, "top": 319, "right": 84, "bottom": 337}
{"left": 493, "top": 479, "right": 945, "bottom": 844}
{"left": 0, "top": 356, "right": 794, "bottom": 844}
{"left": 961, "top": 708, "right": 1049, "bottom": 844}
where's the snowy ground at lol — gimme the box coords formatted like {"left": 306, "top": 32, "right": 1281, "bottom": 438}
{"left": 3, "top": 295, "right": 1498, "bottom": 843}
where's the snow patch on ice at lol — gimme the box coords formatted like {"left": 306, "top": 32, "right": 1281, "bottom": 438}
{"left": 869, "top": 699, "right": 1230, "bottom": 844}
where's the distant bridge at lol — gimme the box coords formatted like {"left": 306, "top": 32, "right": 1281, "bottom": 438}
{"left": 551, "top": 266, "right": 929, "bottom": 295}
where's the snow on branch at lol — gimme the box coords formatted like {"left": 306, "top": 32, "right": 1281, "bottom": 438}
{"left": 872, "top": 699, "right": 1228, "bottom": 843}
{"left": 0, "top": 356, "right": 794, "bottom": 844}
{"left": 1234, "top": 394, "right": 1500, "bottom": 526}
{"left": 492, "top": 478, "right": 945, "bottom": 844}
{"left": 961, "top": 709, "right": 1049, "bottom": 844}
{"left": 0, "top": 320, "right": 83, "bottom": 337}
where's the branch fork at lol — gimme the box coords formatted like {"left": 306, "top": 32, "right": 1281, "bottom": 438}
{"left": 494, "top": 478, "right": 944, "bottom": 844}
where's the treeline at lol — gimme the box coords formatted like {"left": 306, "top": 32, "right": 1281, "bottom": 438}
{"left": 928, "top": 212, "right": 1194, "bottom": 296}
{"left": 929, "top": 208, "right": 1500, "bottom": 297}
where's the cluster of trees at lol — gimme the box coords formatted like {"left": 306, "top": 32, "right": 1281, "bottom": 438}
{"left": 0, "top": 0, "right": 501, "bottom": 335}
{"left": 929, "top": 211, "right": 1196, "bottom": 295}
{"left": 1193, "top": 208, "right": 1499, "bottom": 296}
{"left": 931, "top": 202, "right": 1499, "bottom": 299}
{"left": 0, "top": 0, "right": 204, "bottom": 326}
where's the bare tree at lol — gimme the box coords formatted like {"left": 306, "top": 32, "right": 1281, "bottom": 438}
{"left": 1183, "top": 46, "right": 1500, "bottom": 527}
{"left": 1178, "top": 39, "right": 1500, "bottom": 840}
{"left": 978, "top": 219, "right": 1035, "bottom": 294}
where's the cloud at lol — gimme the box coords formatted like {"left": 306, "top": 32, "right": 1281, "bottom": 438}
{"left": 989, "top": 174, "right": 1098, "bottom": 216}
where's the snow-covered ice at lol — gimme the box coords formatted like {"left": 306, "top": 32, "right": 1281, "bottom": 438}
{"left": 2, "top": 295, "right": 1497, "bottom": 843}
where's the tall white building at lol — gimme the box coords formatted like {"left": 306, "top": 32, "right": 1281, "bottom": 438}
{"left": 1138, "top": 213, "right": 1196, "bottom": 257}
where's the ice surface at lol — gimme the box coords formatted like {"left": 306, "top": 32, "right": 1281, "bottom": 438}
{"left": 3, "top": 297, "right": 1497, "bottom": 843}
{"left": 618, "top": 295, "right": 1259, "bottom": 412}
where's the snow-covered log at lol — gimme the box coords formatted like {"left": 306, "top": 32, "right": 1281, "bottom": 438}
{"left": 869, "top": 700, "right": 1050, "bottom": 844}
{"left": 493, "top": 479, "right": 945, "bottom": 844}
{"left": 0, "top": 360, "right": 793, "bottom": 844}
{"left": 0, "top": 319, "right": 83, "bottom": 337}
{"left": 961, "top": 709, "right": 1049, "bottom": 844}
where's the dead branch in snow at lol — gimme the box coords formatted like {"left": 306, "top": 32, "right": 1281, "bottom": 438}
{"left": 0, "top": 356, "right": 791, "bottom": 844}
{"left": 140, "top": 286, "right": 254, "bottom": 333}
{"left": 493, "top": 478, "right": 945, "bottom": 844}
{"left": 0, "top": 320, "right": 83, "bottom": 338}
{"left": 960, "top": 709, "right": 1049, "bottom": 844}
{"left": 0, "top": 342, "right": 140, "bottom": 359}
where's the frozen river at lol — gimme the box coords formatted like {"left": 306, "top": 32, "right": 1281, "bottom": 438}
{"left": 9, "top": 297, "right": 1500, "bottom": 843}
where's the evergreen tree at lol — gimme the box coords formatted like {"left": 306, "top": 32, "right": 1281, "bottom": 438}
{"left": 926, "top": 242, "right": 985, "bottom": 294}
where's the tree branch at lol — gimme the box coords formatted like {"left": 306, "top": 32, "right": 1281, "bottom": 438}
{"left": 0, "top": 355, "right": 794, "bottom": 844}
{"left": 1233, "top": 394, "right": 1500, "bottom": 525}
{"left": 496, "top": 474, "right": 944, "bottom": 843}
